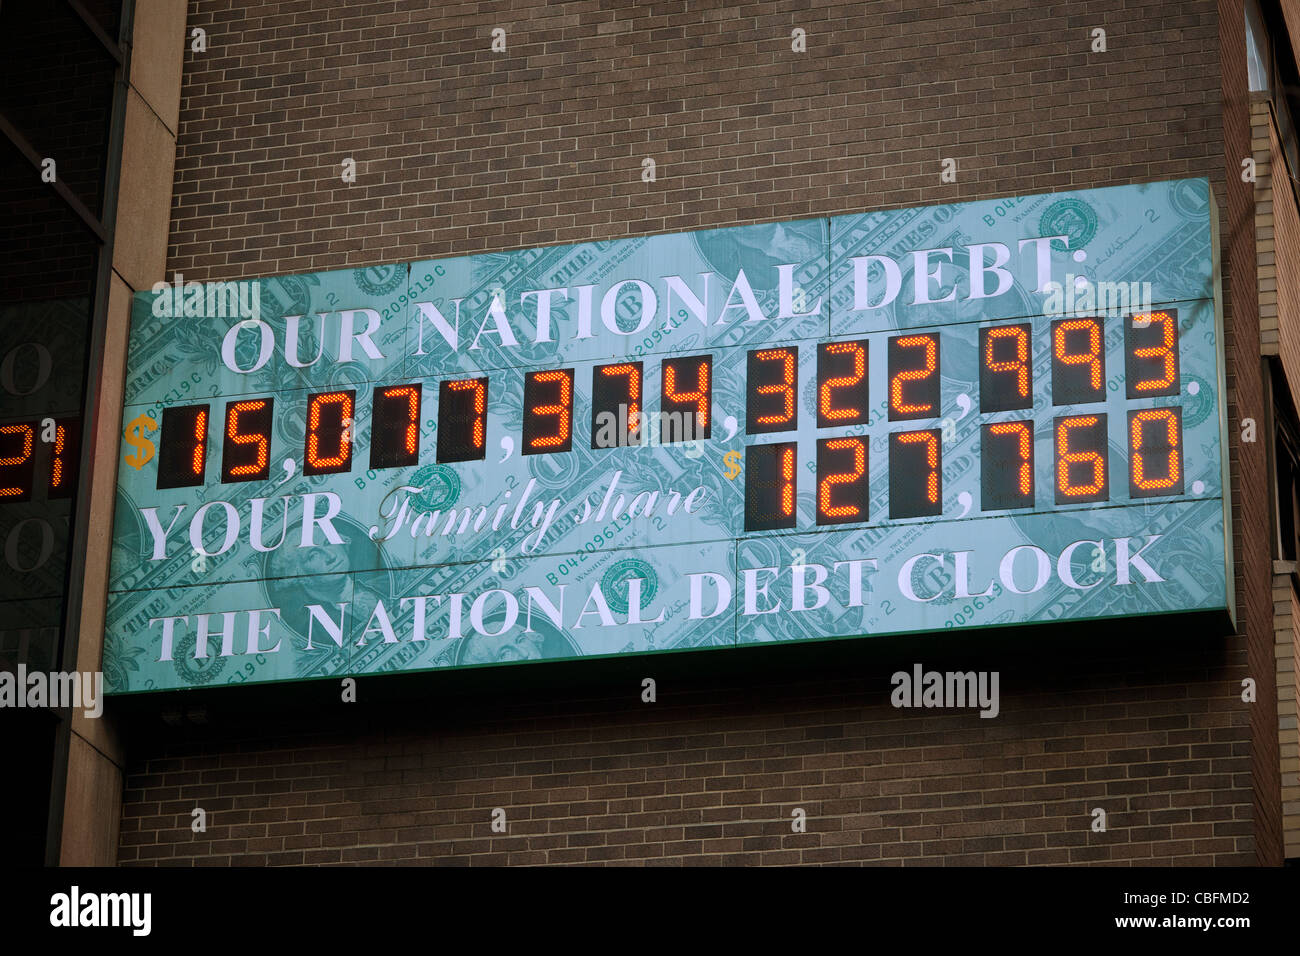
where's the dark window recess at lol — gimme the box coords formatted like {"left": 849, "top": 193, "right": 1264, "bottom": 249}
{"left": 1274, "top": 419, "right": 1300, "bottom": 563}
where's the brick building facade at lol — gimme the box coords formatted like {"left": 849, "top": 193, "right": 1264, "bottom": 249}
{"left": 13, "top": 0, "right": 1296, "bottom": 866}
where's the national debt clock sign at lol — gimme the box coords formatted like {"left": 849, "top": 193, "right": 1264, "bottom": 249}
{"left": 100, "top": 177, "right": 1233, "bottom": 694}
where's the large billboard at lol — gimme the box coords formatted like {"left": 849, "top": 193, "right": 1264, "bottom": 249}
{"left": 100, "top": 178, "right": 1232, "bottom": 694}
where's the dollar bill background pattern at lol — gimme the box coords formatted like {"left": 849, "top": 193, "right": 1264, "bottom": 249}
{"left": 103, "top": 178, "right": 1231, "bottom": 694}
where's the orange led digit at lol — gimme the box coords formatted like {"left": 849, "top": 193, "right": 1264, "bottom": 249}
{"left": 221, "top": 399, "right": 273, "bottom": 483}
{"left": 1051, "top": 317, "right": 1105, "bottom": 405}
{"left": 980, "top": 323, "right": 1032, "bottom": 412}
{"left": 747, "top": 347, "right": 797, "bottom": 433}
{"left": 388, "top": 387, "right": 420, "bottom": 454}
{"left": 816, "top": 437, "right": 868, "bottom": 525}
{"left": 1054, "top": 414, "right": 1109, "bottom": 504}
{"left": 523, "top": 369, "right": 574, "bottom": 454}
{"left": 0, "top": 422, "right": 35, "bottom": 501}
{"left": 899, "top": 431, "right": 939, "bottom": 502}
{"left": 50, "top": 424, "right": 66, "bottom": 488}
{"left": 981, "top": 420, "right": 1035, "bottom": 512}
{"left": 191, "top": 410, "right": 207, "bottom": 475}
{"left": 448, "top": 379, "right": 486, "bottom": 448}
{"left": 591, "top": 362, "right": 644, "bottom": 449}
{"left": 303, "top": 390, "right": 355, "bottom": 475}
{"left": 371, "top": 384, "right": 422, "bottom": 470}
{"left": 48, "top": 419, "right": 80, "bottom": 498}
{"left": 158, "top": 405, "right": 209, "bottom": 488}
{"left": 779, "top": 446, "right": 794, "bottom": 516}
{"left": 888, "top": 334, "right": 940, "bottom": 420}
{"left": 1129, "top": 407, "right": 1183, "bottom": 497}
{"left": 743, "top": 441, "right": 798, "bottom": 531}
{"left": 661, "top": 356, "right": 712, "bottom": 442}
{"left": 603, "top": 363, "right": 641, "bottom": 440}
{"left": 529, "top": 371, "right": 572, "bottom": 447}
{"left": 1126, "top": 310, "right": 1180, "bottom": 398}
{"left": 817, "top": 340, "right": 868, "bottom": 426}
{"left": 889, "top": 429, "right": 942, "bottom": 518}
{"left": 437, "top": 377, "right": 489, "bottom": 463}
{"left": 991, "top": 422, "right": 1032, "bottom": 494}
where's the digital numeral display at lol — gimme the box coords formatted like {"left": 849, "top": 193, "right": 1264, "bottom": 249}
{"left": 888, "top": 333, "right": 940, "bottom": 421}
{"left": 523, "top": 369, "right": 575, "bottom": 455}
{"left": 744, "top": 441, "right": 797, "bottom": 532}
{"left": 1054, "top": 414, "right": 1109, "bottom": 504}
{"left": 1051, "top": 317, "right": 1106, "bottom": 406}
{"left": 889, "top": 429, "right": 942, "bottom": 518}
{"left": 817, "top": 340, "right": 869, "bottom": 427}
{"left": 371, "top": 384, "right": 421, "bottom": 469}
{"left": 0, "top": 422, "right": 36, "bottom": 501}
{"left": 661, "top": 355, "right": 711, "bottom": 443}
{"left": 221, "top": 399, "right": 272, "bottom": 483}
{"left": 157, "top": 404, "right": 209, "bottom": 489}
{"left": 1126, "top": 310, "right": 1180, "bottom": 398}
{"left": 47, "top": 418, "right": 79, "bottom": 499}
{"left": 980, "top": 323, "right": 1032, "bottom": 412}
{"left": 437, "top": 378, "right": 487, "bottom": 464}
{"left": 303, "top": 390, "right": 355, "bottom": 476}
{"left": 591, "top": 361, "right": 642, "bottom": 449}
{"left": 1129, "top": 407, "right": 1183, "bottom": 497}
{"left": 816, "top": 437, "right": 868, "bottom": 526}
{"left": 747, "top": 347, "right": 797, "bottom": 434}
{"left": 981, "top": 420, "right": 1034, "bottom": 511}
{"left": 132, "top": 305, "right": 1207, "bottom": 534}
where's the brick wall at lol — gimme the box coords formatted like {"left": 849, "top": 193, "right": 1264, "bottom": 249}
{"left": 116, "top": 0, "right": 1283, "bottom": 865}
{"left": 118, "top": 643, "right": 1253, "bottom": 866}
{"left": 1270, "top": 566, "right": 1299, "bottom": 858}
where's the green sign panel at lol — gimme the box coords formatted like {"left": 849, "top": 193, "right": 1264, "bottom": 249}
{"left": 102, "top": 178, "right": 1232, "bottom": 694}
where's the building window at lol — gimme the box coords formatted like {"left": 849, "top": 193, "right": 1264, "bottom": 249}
{"left": 1247, "top": 0, "right": 1272, "bottom": 92}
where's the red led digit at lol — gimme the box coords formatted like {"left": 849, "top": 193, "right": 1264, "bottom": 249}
{"left": 747, "top": 347, "right": 797, "bottom": 433}
{"left": 523, "top": 369, "right": 574, "bottom": 454}
{"left": 888, "top": 334, "right": 940, "bottom": 420}
{"left": 303, "top": 390, "right": 355, "bottom": 475}
{"left": 222, "top": 399, "right": 273, "bottom": 482}
{"left": 817, "top": 340, "right": 868, "bottom": 426}
{"left": 1129, "top": 407, "right": 1183, "bottom": 497}
{"left": 0, "top": 422, "right": 36, "bottom": 501}
{"left": 1054, "top": 414, "right": 1109, "bottom": 503}
{"left": 817, "top": 437, "right": 868, "bottom": 525}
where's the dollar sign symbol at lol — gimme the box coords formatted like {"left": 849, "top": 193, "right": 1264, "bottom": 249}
{"left": 123, "top": 414, "right": 158, "bottom": 470}
{"left": 722, "top": 449, "right": 742, "bottom": 480}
